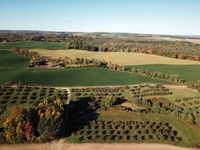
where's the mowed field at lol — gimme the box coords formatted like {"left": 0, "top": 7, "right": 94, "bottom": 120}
{"left": 0, "top": 68, "right": 175, "bottom": 86}
{"left": 31, "top": 49, "right": 200, "bottom": 65}
{"left": 127, "top": 64, "right": 200, "bottom": 83}
{"left": 0, "top": 50, "right": 30, "bottom": 68}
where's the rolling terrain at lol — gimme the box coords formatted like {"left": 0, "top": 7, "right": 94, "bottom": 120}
{"left": 0, "top": 68, "right": 175, "bottom": 86}
{"left": 31, "top": 49, "right": 200, "bottom": 65}
{"left": 0, "top": 39, "right": 200, "bottom": 148}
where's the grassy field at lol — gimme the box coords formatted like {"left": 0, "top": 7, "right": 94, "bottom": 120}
{"left": 144, "top": 87, "right": 200, "bottom": 102}
{"left": 127, "top": 64, "right": 200, "bottom": 83}
{"left": 0, "top": 50, "right": 30, "bottom": 68}
{"left": 0, "top": 68, "right": 175, "bottom": 86}
{"left": 98, "top": 112, "right": 200, "bottom": 146}
{"left": 66, "top": 84, "right": 200, "bottom": 147}
{"left": 66, "top": 85, "right": 200, "bottom": 146}
{"left": 0, "top": 41, "right": 68, "bottom": 50}
{"left": 31, "top": 49, "right": 200, "bottom": 65}
{"left": 139, "top": 114, "right": 200, "bottom": 147}
{"left": 30, "top": 49, "right": 200, "bottom": 83}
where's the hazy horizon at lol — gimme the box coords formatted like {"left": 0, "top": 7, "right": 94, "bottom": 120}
{"left": 1, "top": 0, "right": 200, "bottom": 35}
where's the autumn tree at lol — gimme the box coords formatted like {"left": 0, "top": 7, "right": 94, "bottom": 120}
{"left": 3, "top": 107, "right": 34, "bottom": 143}
{"left": 24, "top": 121, "right": 35, "bottom": 142}
{"left": 32, "top": 97, "right": 65, "bottom": 142}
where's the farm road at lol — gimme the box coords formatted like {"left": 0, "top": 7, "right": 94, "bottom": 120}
{"left": 0, "top": 141, "right": 197, "bottom": 150}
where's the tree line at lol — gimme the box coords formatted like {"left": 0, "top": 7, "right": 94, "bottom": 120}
{"left": 67, "top": 35, "right": 200, "bottom": 61}
{"left": 0, "top": 33, "right": 67, "bottom": 42}
{"left": 12, "top": 47, "right": 186, "bottom": 84}
{"left": 12, "top": 47, "right": 46, "bottom": 67}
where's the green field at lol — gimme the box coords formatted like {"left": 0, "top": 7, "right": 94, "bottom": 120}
{"left": 127, "top": 64, "right": 200, "bottom": 83}
{"left": 0, "top": 42, "right": 179, "bottom": 86}
{"left": 0, "top": 68, "right": 175, "bottom": 86}
{"left": 30, "top": 49, "right": 200, "bottom": 84}
{"left": 0, "top": 50, "right": 30, "bottom": 68}
{"left": 0, "top": 41, "right": 68, "bottom": 50}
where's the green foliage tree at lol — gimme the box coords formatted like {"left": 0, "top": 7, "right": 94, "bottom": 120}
{"left": 151, "top": 102, "right": 162, "bottom": 114}
{"left": 102, "top": 96, "right": 117, "bottom": 109}
{"left": 33, "top": 97, "right": 65, "bottom": 142}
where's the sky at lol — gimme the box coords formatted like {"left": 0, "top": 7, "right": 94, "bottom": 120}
{"left": 1, "top": 0, "right": 200, "bottom": 35}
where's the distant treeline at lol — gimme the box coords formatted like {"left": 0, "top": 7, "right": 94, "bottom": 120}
{"left": 67, "top": 35, "right": 200, "bottom": 61}
{"left": 0, "top": 33, "right": 67, "bottom": 42}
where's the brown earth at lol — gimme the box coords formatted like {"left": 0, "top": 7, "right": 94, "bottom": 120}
{"left": 0, "top": 140, "right": 198, "bottom": 150}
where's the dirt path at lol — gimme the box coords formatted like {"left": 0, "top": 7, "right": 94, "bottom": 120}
{"left": 164, "top": 85, "right": 198, "bottom": 92}
{"left": 0, "top": 142, "right": 197, "bottom": 150}
{"left": 164, "top": 85, "right": 188, "bottom": 89}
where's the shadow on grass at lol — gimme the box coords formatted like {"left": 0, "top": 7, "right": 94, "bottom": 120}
{"left": 66, "top": 97, "right": 99, "bottom": 136}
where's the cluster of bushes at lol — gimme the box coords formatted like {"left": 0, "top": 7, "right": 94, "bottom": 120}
{"left": 174, "top": 96, "right": 200, "bottom": 125}
{"left": 71, "top": 87, "right": 125, "bottom": 111}
{"left": 175, "top": 96, "right": 200, "bottom": 108}
{"left": 71, "top": 87, "right": 122, "bottom": 100}
{"left": 53, "top": 56, "right": 125, "bottom": 71}
{"left": 1, "top": 97, "right": 66, "bottom": 143}
{"left": 72, "top": 120, "right": 182, "bottom": 142}
{"left": 129, "top": 84, "right": 173, "bottom": 98}
{"left": 134, "top": 97, "right": 198, "bottom": 123}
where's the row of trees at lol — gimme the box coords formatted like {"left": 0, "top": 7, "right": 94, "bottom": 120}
{"left": 3, "top": 97, "right": 65, "bottom": 143}
{"left": 64, "top": 57, "right": 124, "bottom": 71}
{"left": 55, "top": 56, "right": 186, "bottom": 84}
{"left": 12, "top": 47, "right": 186, "bottom": 84}
{"left": 130, "top": 67, "right": 185, "bottom": 83}
{"left": 67, "top": 35, "right": 200, "bottom": 61}
{"left": 12, "top": 47, "right": 46, "bottom": 67}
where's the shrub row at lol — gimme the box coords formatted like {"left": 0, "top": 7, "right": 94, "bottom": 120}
{"left": 72, "top": 121, "right": 182, "bottom": 142}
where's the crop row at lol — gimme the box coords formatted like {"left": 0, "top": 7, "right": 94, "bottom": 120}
{"left": 0, "top": 85, "right": 55, "bottom": 92}
{"left": 175, "top": 96, "right": 200, "bottom": 103}
{"left": 73, "top": 92, "right": 123, "bottom": 100}
{"left": 78, "top": 134, "right": 181, "bottom": 142}
{"left": 175, "top": 96, "right": 200, "bottom": 111}
{"left": 71, "top": 87, "right": 122, "bottom": 93}
{"left": 130, "top": 84, "right": 166, "bottom": 90}
{"left": 72, "top": 121, "right": 181, "bottom": 142}
{"left": 129, "top": 84, "right": 172, "bottom": 98}
{"left": 0, "top": 85, "right": 68, "bottom": 106}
